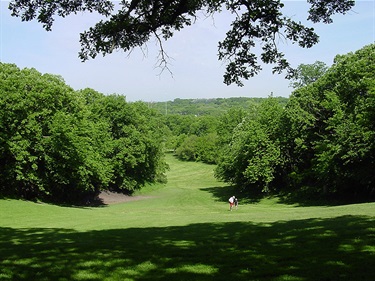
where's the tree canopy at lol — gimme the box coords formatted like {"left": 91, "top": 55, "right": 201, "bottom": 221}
{"left": 8, "top": 0, "right": 355, "bottom": 86}
{"left": 289, "top": 61, "right": 328, "bottom": 89}
{"left": 215, "top": 44, "right": 375, "bottom": 201}
{"left": 0, "top": 63, "right": 166, "bottom": 204}
{"left": 1, "top": 44, "right": 373, "bottom": 204}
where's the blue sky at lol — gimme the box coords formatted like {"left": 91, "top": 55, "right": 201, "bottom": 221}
{"left": 0, "top": 0, "right": 374, "bottom": 102}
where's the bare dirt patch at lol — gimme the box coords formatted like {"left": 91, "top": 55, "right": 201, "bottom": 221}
{"left": 97, "top": 190, "right": 153, "bottom": 205}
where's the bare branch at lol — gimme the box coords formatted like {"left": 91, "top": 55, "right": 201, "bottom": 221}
{"left": 153, "top": 32, "right": 174, "bottom": 78}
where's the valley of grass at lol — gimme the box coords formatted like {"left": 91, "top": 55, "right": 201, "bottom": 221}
{"left": 1, "top": 154, "right": 374, "bottom": 280}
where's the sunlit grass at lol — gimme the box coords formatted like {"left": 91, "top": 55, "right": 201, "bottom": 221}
{"left": 0, "top": 154, "right": 374, "bottom": 280}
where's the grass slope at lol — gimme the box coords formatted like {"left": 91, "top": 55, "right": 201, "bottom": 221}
{"left": 0, "top": 154, "right": 374, "bottom": 280}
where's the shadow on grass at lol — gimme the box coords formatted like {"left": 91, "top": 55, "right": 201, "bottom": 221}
{"left": 201, "top": 186, "right": 265, "bottom": 205}
{"left": 277, "top": 188, "right": 375, "bottom": 207}
{"left": 201, "top": 186, "right": 375, "bottom": 207}
{"left": 1, "top": 216, "right": 374, "bottom": 280}
{"left": 277, "top": 190, "right": 343, "bottom": 207}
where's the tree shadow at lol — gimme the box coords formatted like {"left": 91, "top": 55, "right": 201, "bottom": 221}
{"left": 1, "top": 216, "right": 374, "bottom": 280}
{"left": 201, "top": 185, "right": 264, "bottom": 205}
{"left": 0, "top": 193, "right": 107, "bottom": 208}
{"left": 201, "top": 185, "right": 374, "bottom": 207}
{"left": 277, "top": 188, "right": 375, "bottom": 207}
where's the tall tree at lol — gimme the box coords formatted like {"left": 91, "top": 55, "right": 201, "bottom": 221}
{"left": 0, "top": 63, "right": 111, "bottom": 201}
{"left": 282, "top": 44, "right": 375, "bottom": 198}
{"left": 215, "top": 96, "right": 283, "bottom": 192}
{"left": 289, "top": 61, "right": 328, "bottom": 89}
{"left": 215, "top": 44, "right": 375, "bottom": 200}
{"left": 0, "top": 64, "right": 167, "bottom": 203}
{"left": 8, "top": 0, "right": 355, "bottom": 86}
{"left": 92, "top": 95, "right": 167, "bottom": 192}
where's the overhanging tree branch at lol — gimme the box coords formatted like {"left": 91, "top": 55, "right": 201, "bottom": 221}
{"left": 8, "top": 0, "right": 355, "bottom": 86}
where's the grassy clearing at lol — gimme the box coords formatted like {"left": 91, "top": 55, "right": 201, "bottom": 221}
{"left": 1, "top": 154, "right": 374, "bottom": 280}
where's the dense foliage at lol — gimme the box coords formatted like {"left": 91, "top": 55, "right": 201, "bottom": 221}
{"left": 8, "top": 0, "right": 355, "bottom": 86}
{"left": 1, "top": 44, "right": 373, "bottom": 203}
{"left": 215, "top": 97, "right": 284, "bottom": 191}
{"left": 289, "top": 61, "right": 328, "bottom": 89}
{"left": 215, "top": 44, "right": 375, "bottom": 200}
{"left": 282, "top": 44, "right": 375, "bottom": 198}
{"left": 0, "top": 64, "right": 166, "bottom": 203}
{"left": 164, "top": 114, "right": 219, "bottom": 163}
{"left": 149, "top": 97, "right": 287, "bottom": 116}
{"left": 161, "top": 97, "right": 286, "bottom": 164}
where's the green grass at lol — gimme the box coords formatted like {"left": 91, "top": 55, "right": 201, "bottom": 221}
{"left": 1, "top": 154, "right": 374, "bottom": 280}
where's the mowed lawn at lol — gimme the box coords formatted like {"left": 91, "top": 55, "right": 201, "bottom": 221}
{"left": 0, "top": 154, "right": 374, "bottom": 281}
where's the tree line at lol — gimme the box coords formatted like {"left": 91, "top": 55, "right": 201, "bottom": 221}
{"left": 166, "top": 44, "right": 375, "bottom": 201}
{"left": 148, "top": 97, "right": 288, "bottom": 116}
{"left": 1, "top": 44, "right": 374, "bottom": 204}
{"left": 0, "top": 65, "right": 167, "bottom": 203}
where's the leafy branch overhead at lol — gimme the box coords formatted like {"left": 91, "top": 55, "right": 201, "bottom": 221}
{"left": 9, "top": 0, "right": 355, "bottom": 86}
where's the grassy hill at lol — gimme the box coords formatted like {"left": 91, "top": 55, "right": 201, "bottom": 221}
{"left": 1, "top": 154, "right": 374, "bottom": 280}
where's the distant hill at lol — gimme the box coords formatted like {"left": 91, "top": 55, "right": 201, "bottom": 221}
{"left": 147, "top": 97, "right": 289, "bottom": 116}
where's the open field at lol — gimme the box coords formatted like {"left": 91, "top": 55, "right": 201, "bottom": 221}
{"left": 1, "top": 154, "right": 374, "bottom": 280}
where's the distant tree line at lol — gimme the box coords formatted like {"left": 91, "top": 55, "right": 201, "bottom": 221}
{"left": 148, "top": 97, "right": 288, "bottom": 116}
{"left": 0, "top": 64, "right": 166, "bottom": 204}
{"left": 161, "top": 97, "right": 286, "bottom": 163}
